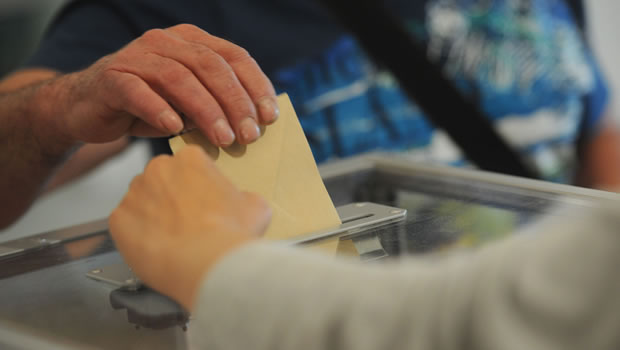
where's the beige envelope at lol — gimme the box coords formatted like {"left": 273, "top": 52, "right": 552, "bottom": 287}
{"left": 169, "top": 94, "right": 342, "bottom": 250}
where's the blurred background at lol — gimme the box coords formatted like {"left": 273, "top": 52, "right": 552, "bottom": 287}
{"left": 1, "top": 0, "right": 619, "bottom": 241}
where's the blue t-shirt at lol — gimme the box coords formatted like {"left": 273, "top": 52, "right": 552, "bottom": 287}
{"left": 26, "top": 0, "right": 609, "bottom": 183}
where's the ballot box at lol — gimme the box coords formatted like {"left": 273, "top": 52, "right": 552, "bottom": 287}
{"left": 0, "top": 153, "right": 616, "bottom": 349}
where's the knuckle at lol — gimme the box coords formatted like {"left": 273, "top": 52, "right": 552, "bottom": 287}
{"left": 225, "top": 46, "right": 251, "bottom": 64}
{"left": 94, "top": 68, "right": 119, "bottom": 94}
{"left": 171, "top": 23, "right": 198, "bottom": 32}
{"left": 193, "top": 45, "right": 217, "bottom": 63}
{"left": 226, "top": 95, "right": 254, "bottom": 114}
{"left": 110, "top": 71, "right": 137, "bottom": 92}
{"left": 108, "top": 209, "right": 121, "bottom": 230}
{"left": 98, "top": 71, "right": 141, "bottom": 109}
{"left": 140, "top": 28, "right": 167, "bottom": 44}
{"left": 181, "top": 144, "right": 204, "bottom": 158}
{"left": 196, "top": 50, "right": 231, "bottom": 75}
{"left": 159, "top": 64, "right": 194, "bottom": 86}
{"left": 96, "top": 65, "right": 117, "bottom": 81}
{"left": 128, "top": 175, "right": 143, "bottom": 192}
{"left": 245, "top": 192, "right": 270, "bottom": 214}
{"left": 179, "top": 145, "right": 210, "bottom": 167}
{"left": 145, "top": 155, "right": 171, "bottom": 173}
{"left": 230, "top": 95, "right": 251, "bottom": 105}
{"left": 108, "top": 206, "right": 129, "bottom": 236}
{"left": 110, "top": 49, "right": 131, "bottom": 65}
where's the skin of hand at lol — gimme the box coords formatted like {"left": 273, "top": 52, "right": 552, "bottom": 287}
{"left": 0, "top": 24, "right": 277, "bottom": 228}
{"left": 108, "top": 145, "right": 272, "bottom": 310}
{"left": 578, "top": 119, "right": 620, "bottom": 191}
{"left": 53, "top": 23, "right": 279, "bottom": 146}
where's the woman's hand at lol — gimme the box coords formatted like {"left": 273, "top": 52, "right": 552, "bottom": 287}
{"left": 109, "top": 145, "right": 272, "bottom": 309}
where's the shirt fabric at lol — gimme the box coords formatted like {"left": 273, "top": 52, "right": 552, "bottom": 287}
{"left": 26, "top": 0, "right": 609, "bottom": 183}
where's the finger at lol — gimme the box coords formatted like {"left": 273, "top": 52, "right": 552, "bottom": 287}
{"left": 193, "top": 33, "right": 279, "bottom": 125}
{"left": 144, "top": 154, "right": 173, "bottom": 176}
{"left": 133, "top": 28, "right": 254, "bottom": 144}
{"left": 163, "top": 26, "right": 267, "bottom": 143}
{"left": 108, "top": 206, "right": 161, "bottom": 287}
{"left": 177, "top": 145, "right": 239, "bottom": 190}
{"left": 166, "top": 25, "right": 279, "bottom": 125}
{"left": 177, "top": 144, "right": 220, "bottom": 173}
{"left": 104, "top": 70, "right": 183, "bottom": 135}
{"left": 177, "top": 144, "right": 212, "bottom": 164}
{"left": 124, "top": 48, "right": 235, "bottom": 147}
{"left": 225, "top": 55, "right": 279, "bottom": 126}
{"left": 141, "top": 155, "right": 178, "bottom": 201}
{"left": 129, "top": 120, "right": 174, "bottom": 138}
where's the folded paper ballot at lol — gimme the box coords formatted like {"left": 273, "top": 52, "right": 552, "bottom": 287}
{"left": 169, "top": 94, "right": 343, "bottom": 252}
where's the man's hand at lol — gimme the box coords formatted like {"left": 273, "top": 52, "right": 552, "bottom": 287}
{"left": 58, "top": 24, "right": 278, "bottom": 146}
{"left": 0, "top": 24, "right": 277, "bottom": 228}
{"left": 108, "top": 145, "right": 272, "bottom": 310}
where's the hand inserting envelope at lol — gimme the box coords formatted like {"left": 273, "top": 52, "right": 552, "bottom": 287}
{"left": 169, "top": 94, "right": 342, "bottom": 251}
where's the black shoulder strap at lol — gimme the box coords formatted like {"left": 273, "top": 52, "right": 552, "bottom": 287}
{"left": 565, "top": 0, "right": 586, "bottom": 33}
{"left": 319, "top": 0, "right": 539, "bottom": 179}
{"left": 563, "top": 0, "right": 591, "bottom": 164}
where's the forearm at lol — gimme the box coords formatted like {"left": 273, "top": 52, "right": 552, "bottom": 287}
{"left": 0, "top": 75, "right": 80, "bottom": 228}
{"left": 189, "top": 243, "right": 450, "bottom": 350}
{"left": 577, "top": 120, "right": 620, "bottom": 190}
{"left": 190, "top": 206, "right": 620, "bottom": 350}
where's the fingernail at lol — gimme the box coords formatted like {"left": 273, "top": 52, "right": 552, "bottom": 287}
{"left": 258, "top": 98, "right": 279, "bottom": 124}
{"left": 213, "top": 119, "right": 235, "bottom": 146}
{"left": 160, "top": 110, "right": 184, "bottom": 133}
{"left": 240, "top": 117, "right": 260, "bottom": 143}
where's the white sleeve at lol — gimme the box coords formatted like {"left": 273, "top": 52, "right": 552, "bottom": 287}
{"left": 188, "top": 206, "right": 620, "bottom": 350}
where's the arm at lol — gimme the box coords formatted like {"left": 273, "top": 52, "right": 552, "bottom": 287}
{"left": 0, "top": 72, "right": 77, "bottom": 228}
{"left": 109, "top": 146, "right": 620, "bottom": 350}
{"left": 1, "top": 69, "right": 132, "bottom": 198}
{"left": 2, "top": 71, "right": 136, "bottom": 194}
{"left": 0, "top": 24, "right": 278, "bottom": 229}
{"left": 192, "top": 212, "right": 620, "bottom": 350}
{"left": 577, "top": 116, "right": 620, "bottom": 190}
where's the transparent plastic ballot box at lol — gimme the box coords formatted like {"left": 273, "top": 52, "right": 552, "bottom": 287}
{"left": 0, "top": 153, "right": 617, "bottom": 349}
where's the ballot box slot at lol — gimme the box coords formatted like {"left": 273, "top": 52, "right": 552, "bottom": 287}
{"left": 288, "top": 202, "right": 407, "bottom": 245}
{"left": 85, "top": 202, "right": 407, "bottom": 291}
{"left": 341, "top": 213, "right": 373, "bottom": 224}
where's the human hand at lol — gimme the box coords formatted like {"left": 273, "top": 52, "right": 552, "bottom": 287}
{"left": 57, "top": 24, "right": 277, "bottom": 146}
{"left": 108, "top": 145, "right": 272, "bottom": 310}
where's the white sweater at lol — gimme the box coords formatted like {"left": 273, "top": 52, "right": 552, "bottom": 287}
{"left": 188, "top": 206, "right": 620, "bottom": 349}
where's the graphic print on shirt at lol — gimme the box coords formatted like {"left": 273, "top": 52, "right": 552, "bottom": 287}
{"left": 272, "top": 0, "right": 607, "bottom": 183}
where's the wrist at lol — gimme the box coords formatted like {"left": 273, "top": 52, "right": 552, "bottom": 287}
{"left": 180, "top": 235, "right": 256, "bottom": 311}
{"left": 28, "top": 75, "right": 81, "bottom": 159}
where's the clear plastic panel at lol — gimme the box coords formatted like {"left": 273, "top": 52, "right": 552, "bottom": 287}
{"left": 0, "top": 155, "right": 614, "bottom": 349}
